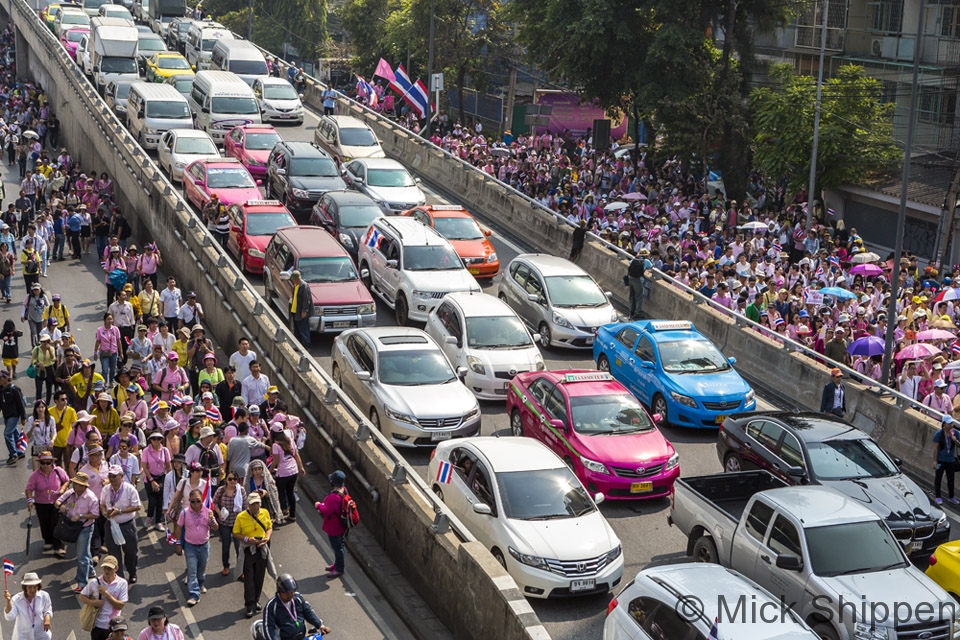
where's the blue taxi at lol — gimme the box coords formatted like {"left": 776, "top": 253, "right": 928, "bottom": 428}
{"left": 592, "top": 320, "right": 755, "bottom": 428}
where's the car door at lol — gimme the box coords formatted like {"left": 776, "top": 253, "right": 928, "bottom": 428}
{"left": 522, "top": 269, "right": 548, "bottom": 328}
{"left": 184, "top": 162, "right": 204, "bottom": 208}
{"left": 310, "top": 194, "right": 333, "bottom": 232}
{"left": 742, "top": 420, "right": 789, "bottom": 480}
{"left": 226, "top": 205, "right": 243, "bottom": 259}
{"left": 774, "top": 430, "right": 806, "bottom": 481}
{"left": 729, "top": 498, "right": 774, "bottom": 584}
{"left": 460, "top": 461, "right": 500, "bottom": 550}
{"left": 626, "top": 335, "right": 657, "bottom": 404}
{"left": 441, "top": 446, "right": 477, "bottom": 521}
{"left": 607, "top": 326, "right": 640, "bottom": 382}
{"left": 273, "top": 241, "right": 295, "bottom": 314}
{"left": 430, "top": 301, "right": 460, "bottom": 363}
{"left": 158, "top": 131, "right": 173, "bottom": 170}
{"left": 224, "top": 127, "right": 241, "bottom": 159}
{"left": 501, "top": 262, "right": 529, "bottom": 321}
{"left": 517, "top": 377, "right": 551, "bottom": 441}
{"left": 755, "top": 513, "right": 807, "bottom": 610}
{"left": 269, "top": 148, "right": 288, "bottom": 197}
{"left": 339, "top": 333, "right": 375, "bottom": 406}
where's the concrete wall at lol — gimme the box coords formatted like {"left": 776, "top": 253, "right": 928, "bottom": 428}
{"left": 297, "top": 83, "right": 942, "bottom": 484}
{"left": 0, "top": 2, "right": 547, "bottom": 638}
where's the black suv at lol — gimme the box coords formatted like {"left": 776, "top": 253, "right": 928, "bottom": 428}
{"left": 266, "top": 141, "right": 346, "bottom": 220}
{"left": 309, "top": 190, "right": 383, "bottom": 263}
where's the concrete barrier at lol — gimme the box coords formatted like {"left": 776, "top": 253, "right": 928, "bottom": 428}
{"left": 2, "top": 2, "right": 548, "bottom": 638}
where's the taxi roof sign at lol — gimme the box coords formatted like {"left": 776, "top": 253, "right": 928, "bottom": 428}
{"left": 245, "top": 200, "right": 282, "bottom": 207}
{"left": 648, "top": 321, "right": 693, "bottom": 332}
{"left": 561, "top": 372, "right": 614, "bottom": 384}
{"left": 430, "top": 205, "right": 465, "bottom": 211}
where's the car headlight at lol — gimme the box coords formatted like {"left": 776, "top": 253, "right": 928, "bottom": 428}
{"left": 534, "top": 356, "right": 545, "bottom": 371}
{"left": 665, "top": 452, "right": 680, "bottom": 471}
{"left": 412, "top": 290, "right": 434, "bottom": 300}
{"left": 384, "top": 406, "right": 419, "bottom": 426}
{"left": 671, "top": 391, "right": 698, "bottom": 408}
{"left": 606, "top": 544, "right": 622, "bottom": 561}
{"left": 854, "top": 623, "right": 888, "bottom": 640}
{"left": 338, "top": 233, "right": 354, "bottom": 248}
{"left": 358, "top": 303, "right": 375, "bottom": 315}
{"left": 467, "top": 355, "right": 485, "bottom": 376}
{"left": 463, "top": 407, "right": 480, "bottom": 421}
{"left": 291, "top": 188, "right": 309, "bottom": 199}
{"left": 145, "top": 127, "right": 158, "bottom": 135}
{"left": 745, "top": 389, "right": 755, "bottom": 404}
{"left": 508, "top": 546, "right": 548, "bottom": 571}
{"left": 247, "top": 248, "right": 265, "bottom": 259}
{"left": 552, "top": 312, "right": 574, "bottom": 329}
{"left": 174, "top": 161, "right": 186, "bottom": 168}
{"left": 937, "top": 512, "right": 949, "bottom": 530}
{"left": 486, "top": 252, "right": 497, "bottom": 263}
{"left": 580, "top": 456, "right": 610, "bottom": 475}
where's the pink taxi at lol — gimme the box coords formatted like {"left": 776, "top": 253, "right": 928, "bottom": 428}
{"left": 60, "top": 26, "right": 88, "bottom": 59}
{"left": 223, "top": 124, "right": 282, "bottom": 179}
{"left": 182, "top": 158, "right": 262, "bottom": 211}
{"left": 505, "top": 370, "right": 679, "bottom": 500}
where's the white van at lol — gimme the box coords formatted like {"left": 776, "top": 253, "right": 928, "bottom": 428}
{"left": 126, "top": 81, "right": 193, "bottom": 149}
{"left": 210, "top": 39, "right": 268, "bottom": 86}
{"left": 188, "top": 70, "right": 261, "bottom": 143}
{"left": 184, "top": 21, "right": 233, "bottom": 71}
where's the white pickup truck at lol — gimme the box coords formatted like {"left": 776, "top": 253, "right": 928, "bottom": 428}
{"left": 669, "top": 470, "right": 960, "bottom": 640}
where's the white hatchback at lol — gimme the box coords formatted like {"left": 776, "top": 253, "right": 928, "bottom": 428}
{"left": 157, "top": 129, "right": 220, "bottom": 183}
{"left": 427, "top": 437, "right": 623, "bottom": 598}
{"left": 425, "top": 292, "right": 544, "bottom": 400}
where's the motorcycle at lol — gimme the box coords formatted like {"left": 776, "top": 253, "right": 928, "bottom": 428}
{"left": 250, "top": 621, "right": 323, "bottom": 640}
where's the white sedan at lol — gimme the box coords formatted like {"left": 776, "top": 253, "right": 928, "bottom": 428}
{"left": 425, "top": 292, "right": 544, "bottom": 400}
{"left": 252, "top": 77, "right": 304, "bottom": 125}
{"left": 427, "top": 437, "right": 623, "bottom": 598}
{"left": 157, "top": 129, "right": 220, "bottom": 183}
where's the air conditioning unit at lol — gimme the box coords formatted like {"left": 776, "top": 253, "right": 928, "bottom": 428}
{"left": 871, "top": 38, "right": 883, "bottom": 56}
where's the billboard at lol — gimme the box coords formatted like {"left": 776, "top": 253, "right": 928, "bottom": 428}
{"left": 533, "top": 90, "right": 628, "bottom": 140}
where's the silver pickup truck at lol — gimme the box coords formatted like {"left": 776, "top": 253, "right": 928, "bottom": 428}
{"left": 669, "top": 471, "right": 960, "bottom": 640}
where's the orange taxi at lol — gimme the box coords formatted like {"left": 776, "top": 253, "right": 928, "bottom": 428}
{"left": 402, "top": 204, "right": 499, "bottom": 278}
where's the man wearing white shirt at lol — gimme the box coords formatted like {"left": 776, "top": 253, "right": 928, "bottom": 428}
{"left": 100, "top": 465, "right": 141, "bottom": 582}
{"left": 160, "top": 276, "right": 182, "bottom": 331}
{"left": 240, "top": 361, "right": 270, "bottom": 406}
{"left": 229, "top": 337, "right": 257, "bottom": 382}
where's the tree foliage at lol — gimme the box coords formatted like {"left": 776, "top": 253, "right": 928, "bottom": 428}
{"left": 750, "top": 63, "right": 900, "bottom": 194}
{"left": 203, "top": 0, "right": 328, "bottom": 59}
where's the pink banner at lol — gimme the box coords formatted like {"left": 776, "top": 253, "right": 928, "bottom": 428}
{"left": 534, "top": 91, "right": 628, "bottom": 140}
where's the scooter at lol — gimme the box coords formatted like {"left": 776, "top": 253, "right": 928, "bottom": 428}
{"left": 250, "top": 620, "right": 323, "bottom": 640}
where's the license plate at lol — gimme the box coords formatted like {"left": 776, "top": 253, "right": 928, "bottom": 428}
{"left": 570, "top": 579, "right": 595, "bottom": 592}
{"left": 332, "top": 321, "right": 350, "bottom": 329}
{"left": 908, "top": 541, "right": 922, "bottom": 554}
{"left": 630, "top": 481, "right": 653, "bottom": 493}
{"left": 502, "top": 382, "right": 510, "bottom": 390}
{"left": 585, "top": 337, "right": 594, "bottom": 346}
{"left": 277, "top": 114, "right": 293, "bottom": 118}
{"left": 468, "top": 268, "right": 480, "bottom": 275}
{"left": 715, "top": 414, "right": 728, "bottom": 424}
{"left": 431, "top": 431, "right": 452, "bottom": 441}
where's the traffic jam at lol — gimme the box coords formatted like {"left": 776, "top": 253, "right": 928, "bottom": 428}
{"left": 43, "top": 4, "right": 960, "bottom": 636}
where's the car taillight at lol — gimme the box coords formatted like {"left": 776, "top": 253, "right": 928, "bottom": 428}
{"left": 429, "top": 449, "right": 436, "bottom": 461}
{"left": 929, "top": 554, "right": 938, "bottom": 566}
{"left": 606, "top": 598, "right": 618, "bottom": 617}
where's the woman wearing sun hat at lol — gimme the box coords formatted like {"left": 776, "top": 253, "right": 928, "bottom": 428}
{"left": 3, "top": 571, "right": 52, "bottom": 640}
{"left": 91, "top": 393, "right": 119, "bottom": 439}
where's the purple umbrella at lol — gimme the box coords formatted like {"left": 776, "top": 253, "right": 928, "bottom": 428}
{"left": 850, "top": 264, "right": 883, "bottom": 277}
{"left": 847, "top": 336, "right": 885, "bottom": 357}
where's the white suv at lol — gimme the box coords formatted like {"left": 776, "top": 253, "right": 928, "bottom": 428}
{"left": 358, "top": 217, "right": 481, "bottom": 325}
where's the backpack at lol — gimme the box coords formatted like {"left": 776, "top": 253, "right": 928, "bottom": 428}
{"left": 0, "top": 255, "right": 10, "bottom": 277}
{"left": 339, "top": 490, "right": 360, "bottom": 530}
{"left": 24, "top": 251, "right": 37, "bottom": 274}
{"left": 195, "top": 444, "right": 219, "bottom": 478}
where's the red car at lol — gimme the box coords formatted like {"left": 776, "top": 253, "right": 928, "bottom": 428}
{"left": 225, "top": 199, "right": 298, "bottom": 274}
{"left": 505, "top": 370, "right": 680, "bottom": 500}
{"left": 182, "top": 158, "right": 262, "bottom": 210}
{"left": 60, "top": 26, "right": 88, "bottom": 59}
{"left": 223, "top": 124, "right": 282, "bottom": 179}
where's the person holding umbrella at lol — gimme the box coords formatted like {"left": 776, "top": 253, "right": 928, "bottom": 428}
{"left": 3, "top": 571, "right": 52, "bottom": 640}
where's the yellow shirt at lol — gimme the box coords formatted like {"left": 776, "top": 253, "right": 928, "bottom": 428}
{"left": 173, "top": 339, "right": 189, "bottom": 363}
{"left": 290, "top": 283, "right": 300, "bottom": 313}
{"left": 69, "top": 372, "right": 104, "bottom": 400}
{"left": 42, "top": 303, "right": 70, "bottom": 328}
{"left": 50, "top": 405, "right": 77, "bottom": 448}
{"left": 233, "top": 508, "right": 272, "bottom": 539}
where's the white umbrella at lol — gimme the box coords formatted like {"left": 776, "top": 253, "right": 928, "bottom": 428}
{"left": 622, "top": 192, "right": 647, "bottom": 201}
{"left": 850, "top": 251, "right": 880, "bottom": 264}
{"left": 21, "top": 130, "right": 38, "bottom": 139}
{"left": 489, "top": 148, "right": 511, "bottom": 158}
{"left": 604, "top": 201, "right": 628, "bottom": 212}
{"left": 739, "top": 221, "right": 768, "bottom": 231}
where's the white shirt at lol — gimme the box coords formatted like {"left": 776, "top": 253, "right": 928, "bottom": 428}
{"left": 81, "top": 575, "right": 128, "bottom": 630}
{"left": 229, "top": 350, "right": 257, "bottom": 382}
{"left": 160, "top": 287, "right": 181, "bottom": 318}
{"left": 3, "top": 590, "right": 52, "bottom": 640}
{"left": 100, "top": 479, "right": 141, "bottom": 524}
{"left": 241, "top": 373, "right": 270, "bottom": 406}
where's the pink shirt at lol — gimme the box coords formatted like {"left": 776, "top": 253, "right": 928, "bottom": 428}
{"left": 79, "top": 462, "right": 108, "bottom": 499}
{"left": 67, "top": 424, "right": 101, "bottom": 448}
{"left": 272, "top": 443, "right": 298, "bottom": 478}
{"left": 26, "top": 465, "right": 68, "bottom": 504}
{"left": 142, "top": 444, "right": 171, "bottom": 477}
{"left": 177, "top": 505, "right": 215, "bottom": 545}
{"left": 59, "top": 487, "right": 99, "bottom": 526}
{"left": 95, "top": 325, "right": 121, "bottom": 354}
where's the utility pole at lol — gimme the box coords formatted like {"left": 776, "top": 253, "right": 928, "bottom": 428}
{"left": 806, "top": 0, "right": 830, "bottom": 230}
{"left": 504, "top": 66, "right": 517, "bottom": 132}
{"left": 247, "top": 0, "right": 253, "bottom": 40}
{"left": 424, "top": 0, "right": 435, "bottom": 138}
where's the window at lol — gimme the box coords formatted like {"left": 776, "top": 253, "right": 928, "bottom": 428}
{"left": 616, "top": 326, "right": 640, "bottom": 349}
{"left": 528, "top": 378, "right": 553, "bottom": 406}
{"left": 918, "top": 86, "right": 942, "bottom": 125}
{"left": 752, "top": 420, "right": 784, "bottom": 452}
{"left": 779, "top": 433, "right": 804, "bottom": 468}
{"left": 767, "top": 515, "right": 802, "bottom": 557}
{"left": 470, "top": 465, "right": 496, "bottom": 513}
{"left": 451, "top": 448, "right": 476, "bottom": 480}
{"left": 523, "top": 273, "right": 543, "bottom": 297}
{"left": 511, "top": 263, "right": 530, "bottom": 287}
{"left": 872, "top": 0, "right": 904, "bottom": 33}
{"left": 634, "top": 336, "right": 655, "bottom": 361}
{"left": 626, "top": 596, "right": 658, "bottom": 628}
{"left": 942, "top": 5, "right": 960, "bottom": 38}
{"left": 744, "top": 500, "right": 775, "bottom": 542}
{"left": 544, "top": 388, "right": 568, "bottom": 423}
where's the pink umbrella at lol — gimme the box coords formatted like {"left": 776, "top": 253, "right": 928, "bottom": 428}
{"left": 849, "top": 264, "right": 883, "bottom": 277}
{"left": 916, "top": 329, "right": 957, "bottom": 342}
{"left": 623, "top": 192, "right": 647, "bottom": 201}
{"left": 895, "top": 343, "right": 942, "bottom": 360}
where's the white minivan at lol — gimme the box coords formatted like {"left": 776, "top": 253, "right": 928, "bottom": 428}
{"left": 184, "top": 21, "right": 233, "bottom": 71}
{"left": 210, "top": 39, "right": 269, "bottom": 87}
{"left": 188, "top": 70, "right": 262, "bottom": 143}
{"left": 126, "top": 82, "right": 193, "bottom": 150}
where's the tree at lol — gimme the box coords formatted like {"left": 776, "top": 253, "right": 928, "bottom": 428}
{"left": 203, "top": 0, "right": 328, "bottom": 59}
{"left": 750, "top": 63, "right": 900, "bottom": 195}
{"left": 340, "top": 0, "right": 391, "bottom": 71}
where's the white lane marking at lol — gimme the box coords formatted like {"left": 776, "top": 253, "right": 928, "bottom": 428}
{"left": 65, "top": 631, "right": 74, "bottom": 640}
{"left": 165, "top": 571, "right": 206, "bottom": 640}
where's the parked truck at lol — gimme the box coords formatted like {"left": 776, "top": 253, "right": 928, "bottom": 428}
{"left": 148, "top": 0, "right": 186, "bottom": 38}
{"left": 669, "top": 470, "right": 960, "bottom": 640}
{"left": 89, "top": 16, "right": 139, "bottom": 93}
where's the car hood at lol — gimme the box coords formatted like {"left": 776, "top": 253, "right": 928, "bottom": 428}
{"left": 405, "top": 269, "right": 480, "bottom": 293}
{"left": 289, "top": 175, "right": 346, "bottom": 192}
{"left": 819, "top": 475, "right": 939, "bottom": 524}
{"left": 241, "top": 148, "right": 271, "bottom": 165}
{"left": 574, "top": 429, "right": 674, "bottom": 467}
{"left": 450, "top": 238, "right": 494, "bottom": 260}
{"left": 342, "top": 144, "right": 385, "bottom": 160}
{"left": 262, "top": 98, "right": 302, "bottom": 111}
{"left": 505, "top": 512, "right": 618, "bottom": 560}
{"left": 212, "top": 187, "right": 263, "bottom": 206}
{"left": 307, "top": 280, "right": 373, "bottom": 306}
{"left": 364, "top": 184, "right": 424, "bottom": 206}
{"left": 381, "top": 379, "right": 477, "bottom": 418}
{"left": 551, "top": 305, "right": 618, "bottom": 329}
{"left": 466, "top": 345, "right": 541, "bottom": 371}
{"left": 665, "top": 369, "right": 752, "bottom": 398}
{"left": 64, "top": 41, "right": 79, "bottom": 53}
{"left": 172, "top": 152, "right": 219, "bottom": 167}
{"left": 822, "top": 567, "right": 949, "bottom": 623}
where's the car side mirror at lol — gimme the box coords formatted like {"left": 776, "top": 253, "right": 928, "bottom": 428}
{"left": 444, "top": 335, "right": 457, "bottom": 345}
{"left": 728, "top": 356, "right": 737, "bottom": 365}
{"left": 256, "top": 179, "right": 263, "bottom": 186}
{"left": 549, "top": 418, "right": 566, "bottom": 432}
{"left": 200, "top": 106, "right": 209, "bottom": 113}
{"left": 278, "top": 271, "right": 291, "bottom": 281}
{"left": 386, "top": 259, "right": 398, "bottom": 269}
{"left": 775, "top": 554, "right": 802, "bottom": 571}
{"left": 276, "top": 168, "right": 285, "bottom": 176}
{"left": 138, "top": 109, "right": 144, "bottom": 118}
{"left": 785, "top": 466, "right": 806, "bottom": 482}
{"left": 593, "top": 492, "right": 605, "bottom": 505}
{"left": 415, "top": 177, "right": 421, "bottom": 184}
{"left": 604, "top": 291, "right": 612, "bottom": 299}
{"left": 472, "top": 502, "right": 492, "bottom": 516}
{"left": 652, "top": 412, "right": 662, "bottom": 424}
{"left": 531, "top": 333, "right": 541, "bottom": 343}
{"left": 484, "top": 229, "right": 492, "bottom": 237}
{"left": 360, "top": 268, "right": 369, "bottom": 280}
{"left": 354, "top": 371, "right": 371, "bottom": 382}
{"left": 893, "top": 457, "right": 902, "bottom": 467}
{"left": 456, "top": 366, "right": 468, "bottom": 380}
{"left": 92, "top": 66, "right": 99, "bottom": 73}
{"left": 355, "top": 177, "right": 364, "bottom": 184}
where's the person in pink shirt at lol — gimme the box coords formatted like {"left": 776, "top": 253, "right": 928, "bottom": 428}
{"left": 95, "top": 312, "right": 122, "bottom": 385}
{"left": 53, "top": 471, "right": 99, "bottom": 589}
{"left": 141, "top": 433, "right": 171, "bottom": 531}
{"left": 314, "top": 470, "right": 347, "bottom": 578}
{"left": 174, "top": 488, "right": 219, "bottom": 606}
{"left": 25, "top": 450, "right": 69, "bottom": 555}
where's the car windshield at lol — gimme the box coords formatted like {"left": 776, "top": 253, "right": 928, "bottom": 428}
{"left": 158, "top": 56, "right": 189, "bottom": 69}
{"left": 806, "top": 438, "right": 899, "bottom": 481}
{"left": 211, "top": 97, "right": 258, "bottom": 114}
{"left": 339, "top": 127, "right": 377, "bottom": 147}
{"left": 174, "top": 137, "right": 217, "bottom": 155}
{"left": 432, "top": 216, "right": 484, "bottom": 240}
{"left": 403, "top": 245, "right": 463, "bottom": 271}
{"left": 497, "top": 468, "right": 596, "bottom": 520}
{"left": 230, "top": 60, "right": 268, "bottom": 76}
{"left": 543, "top": 275, "right": 607, "bottom": 308}
{"left": 245, "top": 212, "right": 296, "bottom": 236}
{"left": 63, "top": 13, "right": 88, "bottom": 24}
{"left": 570, "top": 394, "right": 655, "bottom": 435}
{"left": 243, "top": 132, "right": 281, "bottom": 150}
{"left": 806, "top": 521, "right": 906, "bottom": 577}
{"left": 201, "top": 38, "right": 219, "bottom": 52}
{"left": 366, "top": 168, "right": 415, "bottom": 187}
{"left": 139, "top": 39, "right": 165, "bottom": 52}
{"left": 66, "top": 30, "right": 86, "bottom": 42}
{"left": 263, "top": 84, "right": 298, "bottom": 100}
{"left": 145, "top": 100, "right": 190, "bottom": 119}
{"left": 296, "top": 256, "right": 358, "bottom": 284}
{"left": 338, "top": 204, "right": 381, "bottom": 228}
{"left": 289, "top": 157, "right": 338, "bottom": 178}
{"left": 112, "top": 83, "right": 131, "bottom": 98}
{"left": 177, "top": 22, "right": 190, "bottom": 34}
{"left": 657, "top": 339, "right": 731, "bottom": 373}
{"left": 172, "top": 78, "right": 193, "bottom": 92}
{"left": 465, "top": 315, "right": 531, "bottom": 349}
{"left": 101, "top": 57, "right": 138, "bottom": 73}
{"left": 103, "top": 8, "right": 129, "bottom": 18}
{"left": 205, "top": 167, "right": 255, "bottom": 188}
{"left": 378, "top": 349, "right": 455, "bottom": 386}
{"left": 83, "top": 0, "right": 108, "bottom": 8}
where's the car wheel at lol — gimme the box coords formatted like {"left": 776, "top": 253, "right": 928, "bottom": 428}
{"left": 724, "top": 453, "right": 742, "bottom": 473}
{"left": 692, "top": 536, "right": 718, "bottom": 564}
{"left": 491, "top": 548, "right": 507, "bottom": 569}
{"left": 395, "top": 294, "right": 409, "bottom": 326}
{"left": 510, "top": 410, "right": 523, "bottom": 437}
{"left": 263, "top": 277, "right": 273, "bottom": 305}
{"left": 563, "top": 457, "right": 575, "bottom": 474}
{"left": 652, "top": 393, "right": 668, "bottom": 425}
{"left": 369, "top": 407, "right": 380, "bottom": 430}
{"left": 498, "top": 292, "right": 508, "bottom": 303}
{"left": 597, "top": 354, "right": 610, "bottom": 372}
{"left": 433, "top": 485, "right": 443, "bottom": 501}
{"left": 812, "top": 623, "right": 840, "bottom": 640}
{"left": 538, "top": 323, "right": 551, "bottom": 350}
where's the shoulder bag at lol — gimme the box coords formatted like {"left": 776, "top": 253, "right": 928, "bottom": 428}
{"left": 78, "top": 578, "right": 100, "bottom": 631}
{"left": 54, "top": 495, "right": 84, "bottom": 543}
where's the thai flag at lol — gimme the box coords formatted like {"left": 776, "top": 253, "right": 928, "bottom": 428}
{"left": 828, "top": 256, "right": 840, "bottom": 268}
{"left": 771, "top": 242, "right": 782, "bottom": 253}
{"left": 201, "top": 481, "right": 211, "bottom": 510}
{"left": 149, "top": 395, "right": 160, "bottom": 414}
{"left": 355, "top": 75, "right": 378, "bottom": 109}
{"left": 366, "top": 228, "right": 382, "bottom": 248}
{"left": 708, "top": 617, "right": 719, "bottom": 640}
{"left": 172, "top": 391, "right": 186, "bottom": 407}
{"left": 3, "top": 559, "right": 14, "bottom": 575}
{"left": 827, "top": 207, "right": 836, "bottom": 217}
{"left": 952, "top": 342, "right": 960, "bottom": 356}
{"left": 205, "top": 408, "right": 221, "bottom": 422}
{"left": 436, "top": 461, "right": 453, "bottom": 484}
{"left": 815, "top": 265, "right": 824, "bottom": 279}
{"left": 390, "top": 65, "right": 430, "bottom": 119}
{"left": 165, "top": 528, "right": 178, "bottom": 546}
{"left": 16, "top": 430, "right": 26, "bottom": 453}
